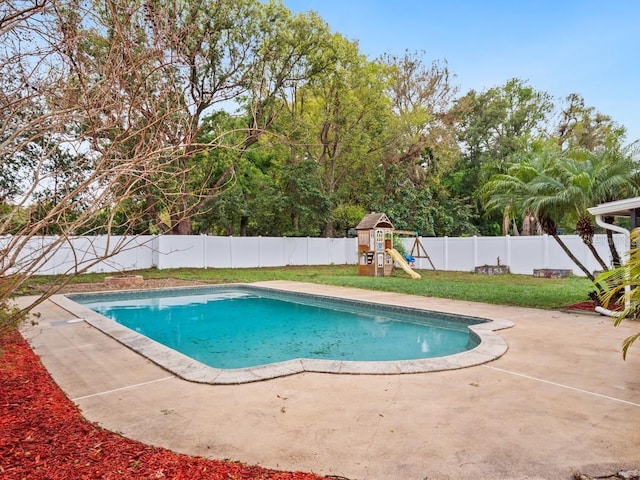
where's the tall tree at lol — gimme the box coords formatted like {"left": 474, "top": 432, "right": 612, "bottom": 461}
{"left": 482, "top": 141, "right": 640, "bottom": 280}
{"left": 556, "top": 93, "right": 627, "bottom": 151}
{"left": 281, "top": 34, "right": 392, "bottom": 236}
{"left": 569, "top": 143, "right": 640, "bottom": 266}
{"left": 481, "top": 147, "right": 598, "bottom": 280}
{"left": 0, "top": 0, "right": 219, "bottom": 327}
{"left": 370, "top": 51, "right": 464, "bottom": 235}
{"left": 70, "top": 0, "right": 332, "bottom": 235}
{"left": 449, "top": 79, "right": 554, "bottom": 234}
{"left": 553, "top": 93, "right": 633, "bottom": 265}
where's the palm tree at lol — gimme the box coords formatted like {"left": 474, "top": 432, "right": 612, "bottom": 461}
{"left": 482, "top": 142, "right": 640, "bottom": 281}
{"left": 552, "top": 152, "right": 614, "bottom": 270}
{"left": 480, "top": 147, "right": 599, "bottom": 281}
{"left": 597, "top": 228, "right": 640, "bottom": 359}
{"left": 577, "top": 143, "right": 640, "bottom": 266}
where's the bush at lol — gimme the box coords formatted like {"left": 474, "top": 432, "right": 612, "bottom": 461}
{"left": 392, "top": 235, "right": 408, "bottom": 256}
{"left": 597, "top": 228, "right": 640, "bottom": 359}
{"left": 0, "top": 301, "right": 27, "bottom": 338}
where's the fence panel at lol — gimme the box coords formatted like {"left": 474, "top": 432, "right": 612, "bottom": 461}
{"left": 283, "top": 238, "right": 308, "bottom": 265}
{"left": 257, "top": 237, "right": 286, "bottom": 267}
{"left": 99, "top": 236, "right": 156, "bottom": 272}
{"left": 18, "top": 237, "right": 61, "bottom": 275}
{"left": 224, "top": 237, "right": 259, "bottom": 268}
{"left": 506, "top": 236, "right": 544, "bottom": 274}
{"left": 4, "top": 235, "right": 157, "bottom": 275}
{"left": 307, "top": 238, "right": 332, "bottom": 265}
{"left": 594, "top": 233, "right": 627, "bottom": 266}
{"left": 418, "top": 238, "right": 446, "bottom": 270}
{"left": 1, "top": 232, "right": 629, "bottom": 276}
{"left": 327, "top": 238, "right": 356, "bottom": 265}
{"left": 204, "top": 236, "right": 232, "bottom": 268}
{"left": 445, "top": 237, "right": 475, "bottom": 271}
{"left": 414, "top": 234, "right": 627, "bottom": 276}
{"left": 475, "top": 236, "right": 509, "bottom": 267}
{"left": 156, "top": 235, "right": 204, "bottom": 269}
{"left": 547, "top": 235, "right": 585, "bottom": 274}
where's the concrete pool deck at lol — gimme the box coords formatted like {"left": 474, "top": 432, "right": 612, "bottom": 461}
{"left": 19, "top": 281, "right": 640, "bottom": 480}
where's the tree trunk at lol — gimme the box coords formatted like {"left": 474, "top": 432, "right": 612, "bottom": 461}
{"left": 512, "top": 219, "right": 520, "bottom": 236}
{"left": 170, "top": 216, "right": 192, "bottom": 235}
{"left": 502, "top": 208, "right": 510, "bottom": 236}
{"left": 550, "top": 232, "right": 598, "bottom": 284}
{"left": 521, "top": 211, "right": 533, "bottom": 236}
{"left": 605, "top": 216, "right": 622, "bottom": 267}
{"left": 240, "top": 215, "right": 248, "bottom": 236}
{"left": 322, "top": 220, "right": 335, "bottom": 238}
{"left": 169, "top": 194, "right": 192, "bottom": 235}
{"left": 585, "top": 242, "right": 608, "bottom": 271}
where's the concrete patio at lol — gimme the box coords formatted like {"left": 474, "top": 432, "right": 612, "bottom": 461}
{"left": 19, "top": 281, "right": 640, "bottom": 480}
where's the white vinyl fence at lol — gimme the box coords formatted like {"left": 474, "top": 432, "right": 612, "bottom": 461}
{"left": 1, "top": 233, "right": 627, "bottom": 277}
{"left": 413, "top": 234, "right": 626, "bottom": 276}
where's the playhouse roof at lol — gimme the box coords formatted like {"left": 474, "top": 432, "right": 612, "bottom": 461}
{"left": 356, "top": 212, "right": 394, "bottom": 230}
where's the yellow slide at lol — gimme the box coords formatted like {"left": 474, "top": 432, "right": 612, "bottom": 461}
{"left": 386, "top": 248, "right": 421, "bottom": 279}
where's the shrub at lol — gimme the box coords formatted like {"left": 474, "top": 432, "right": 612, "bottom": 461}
{"left": 597, "top": 228, "right": 640, "bottom": 359}
{"left": 0, "top": 301, "right": 28, "bottom": 339}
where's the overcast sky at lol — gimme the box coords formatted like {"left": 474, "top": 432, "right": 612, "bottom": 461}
{"left": 284, "top": 0, "right": 640, "bottom": 143}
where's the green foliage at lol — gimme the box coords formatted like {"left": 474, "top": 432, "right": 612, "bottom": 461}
{"left": 454, "top": 78, "right": 553, "bottom": 172}
{"left": 84, "top": 198, "right": 160, "bottom": 236}
{"left": 279, "top": 158, "right": 331, "bottom": 236}
{"left": 333, "top": 204, "right": 367, "bottom": 237}
{"left": 392, "top": 235, "right": 407, "bottom": 256}
{"left": 557, "top": 93, "right": 627, "bottom": 151}
{"left": 597, "top": 229, "right": 640, "bottom": 359}
{"left": 0, "top": 300, "right": 26, "bottom": 337}
{"left": 481, "top": 139, "right": 640, "bottom": 277}
{"left": 283, "top": 33, "right": 394, "bottom": 235}
{"left": 447, "top": 79, "right": 554, "bottom": 234}
{"left": 4, "top": 0, "right": 637, "bottom": 248}
{"left": 369, "top": 179, "right": 479, "bottom": 237}
{"left": 0, "top": 202, "right": 27, "bottom": 235}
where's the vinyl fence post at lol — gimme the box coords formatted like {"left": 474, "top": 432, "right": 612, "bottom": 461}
{"left": 202, "top": 234, "right": 207, "bottom": 269}
{"left": 444, "top": 236, "right": 449, "bottom": 271}
{"left": 473, "top": 235, "right": 478, "bottom": 268}
{"left": 258, "top": 236, "right": 262, "bottom": 268}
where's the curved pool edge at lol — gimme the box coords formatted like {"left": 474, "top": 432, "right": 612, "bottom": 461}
{"left": 50, "top": 285, "right": 513, "bottom": 385}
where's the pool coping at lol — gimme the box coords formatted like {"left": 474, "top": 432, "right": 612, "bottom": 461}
{"left": 51, "top": 283, "right": 514, "bottom": 384}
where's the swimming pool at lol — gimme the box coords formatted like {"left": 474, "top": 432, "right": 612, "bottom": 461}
{"left": 57, "top": 284, "right": 511, "bottom": 384}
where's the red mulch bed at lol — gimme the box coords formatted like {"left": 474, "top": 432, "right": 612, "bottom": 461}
{"left": 0, "top": 331, "right": 327, "bottom": 480}
{"left": 563, "top": 300, "right": 598, "bottom": 312}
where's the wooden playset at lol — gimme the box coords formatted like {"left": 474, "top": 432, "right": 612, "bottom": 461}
{"left": 355, "top": 212, "right": 430, "bottom": 279}
{"left": 356, "top": 212, "right": 395, "bottom": 277}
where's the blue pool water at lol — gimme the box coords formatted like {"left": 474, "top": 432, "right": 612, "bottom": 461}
{"left": 75, "top": 287, "right": 482, "bottom": 369}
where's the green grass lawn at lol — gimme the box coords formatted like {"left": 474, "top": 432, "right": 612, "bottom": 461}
{"left": 25, "top": 265, "right": 594, "bottom": 310}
